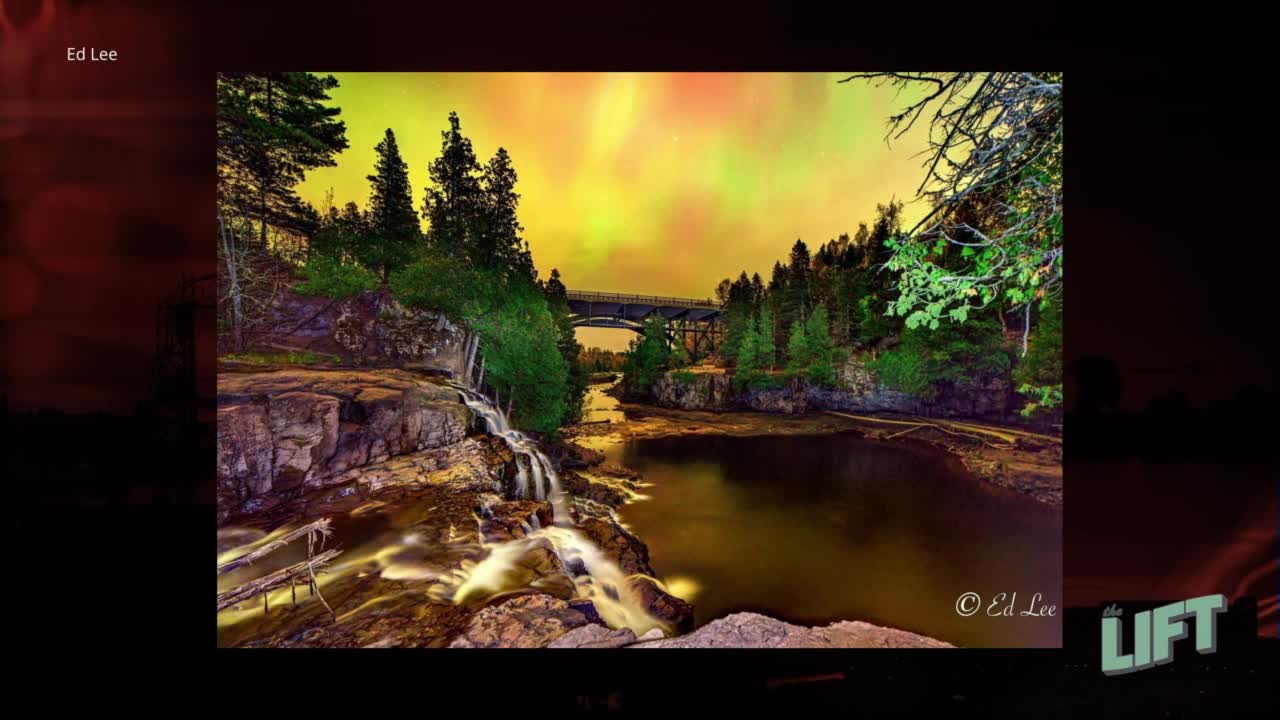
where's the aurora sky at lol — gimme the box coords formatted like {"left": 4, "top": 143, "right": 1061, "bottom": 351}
{"left": 296, "top": 73, "right": 935, "bottom": 351}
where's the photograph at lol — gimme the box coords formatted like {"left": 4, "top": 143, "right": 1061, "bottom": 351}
{"left": 213, "top": 71, "right": 1063, "bottom": 649}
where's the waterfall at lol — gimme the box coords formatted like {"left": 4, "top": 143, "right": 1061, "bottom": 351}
{"left": 457, "top": 387, "right": 571, "bottom": 526}
{"left": 449, "top": 383, "right": 669, "bottom": 637}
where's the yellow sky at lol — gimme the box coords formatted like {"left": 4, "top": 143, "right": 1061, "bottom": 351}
{"left": 297, "top": 73, "right": 935, "bottom": 350}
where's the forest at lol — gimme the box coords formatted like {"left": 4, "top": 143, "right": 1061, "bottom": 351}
{"left": 217, "top": 73, "right": 586, "bottom": 433}
{"left": 622, "top": 72, "right": 1063, "bottom": 419}
{"left": 217, "top": 71, "right": 1063, "bottom": 435}
{"left": 214, "top": 71, "right": 1065, "bottom": 652}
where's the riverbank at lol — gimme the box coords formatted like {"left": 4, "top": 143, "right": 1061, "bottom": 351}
{"left": 563, "top": 398, "right": 1062, "bottom": 507}
{"left": 216, "top": 366, "right": 957, "bottom": 648}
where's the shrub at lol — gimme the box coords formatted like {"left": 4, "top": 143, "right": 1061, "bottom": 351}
{"left": 622, "top": 314, "right": 673, "bottom": 396}
{"left": 1012, "top": 300, "right": 1063, "bottom": 416}
{"left": 671, "top": 370, "right": 698, "bottom": 386}
{"left": 294, "top": 254, "right": 378, "bottom": 299}
{"left": 868, "top": 346, "right": 931, "bottom": 396}
{"left": 870, "top": 315, "right": 1009, "bottom": 398}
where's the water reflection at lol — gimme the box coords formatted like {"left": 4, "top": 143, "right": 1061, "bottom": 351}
{"left": 583, "top": 382, "right": 625, "bottom": 423}
{"left": 608, "top": 432, "right": 1062, "bottom": 648}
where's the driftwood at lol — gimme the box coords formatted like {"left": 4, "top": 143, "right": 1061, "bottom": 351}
{"left": 216, "top": 548, "right": 342, "bottom": 613}
{"left": 217, "top": 519, "right": 333, "bottom": 575}
{"left": 823, "top": 411, "right": 1034, "bottom": 450}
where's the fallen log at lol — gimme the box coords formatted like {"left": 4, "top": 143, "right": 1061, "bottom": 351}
{"left": 216, "top": 548, "right": 342, "bottom": 613}
{"left": 823, "top": 411, "right": 1014, "bottom": 450}
{"left": 217, "top": 518, "right": 333, "bottom": 575}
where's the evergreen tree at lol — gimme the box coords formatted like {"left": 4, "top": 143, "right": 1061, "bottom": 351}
{"left": 719, "top": 271, "right": 754, "bottom": 364}
{"left": 733, "top": 314, "right": 762, "bottom": 390}
{"left": 622, "top": 314, "right": 673, "bottom": 396}
{"left": 805, "top": 306, "right": 837, "bottom": 386}
{"left": 310, "top": 201, "right": 366, "bottom": 261}
{"left": 544, "top": 268, "right": 588, "bottom": 423}
{"left": 670, "top": 335, "right": 692, "bottom": 367}
{"left": 780, "top": 239, "right": 812, "bottom": 339}
{"left": 362, "top": 128, "right": 420, "bottom": 282}
{"left": 216, "top": 72, "right": 348, "bottom": 246}
{"left": 480, "top": 147, "right": 536, "bottom": 281}
{"left": 758, "top": 304, "right": 776, "bottom": 371}
{"left": 423, "top": 112, "right": 483, "bottom": 258}
{"left": 785, "top": 319, "right": 810, "bottom": 377}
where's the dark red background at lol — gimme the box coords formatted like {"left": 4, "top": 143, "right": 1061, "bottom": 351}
{"left": 0, "top": 0, "right": 1273, "bottom": 679}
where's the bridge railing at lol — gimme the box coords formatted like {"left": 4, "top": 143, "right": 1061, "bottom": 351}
{"left": 566, "top": 290, "right": 720, "bottom": 309}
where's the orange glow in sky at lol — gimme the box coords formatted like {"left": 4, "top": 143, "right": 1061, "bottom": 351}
{"left": 296, "top": 73, "right": 934, "bottom": 350}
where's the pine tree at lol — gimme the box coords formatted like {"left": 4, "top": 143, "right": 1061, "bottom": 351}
{"left": 479, "top": 148, "right": 535, "bottom": 281}
{"left": 623, "top": 314, "right": 673, "bottom": 396}
{"left": 785, "top": 319, "right": 810, "bottom": 377}
{"left": 733, "top": 315, "right": 761, "bottom": 390}
{"left": 543, "top": 268, "right": 588, "bottom": 423}
{"left": 670, "top": 335, "right": 692, "bottom": 368}
{"left": 805, "top": 306, "right": 837, "bottom": 386}
{"left": 216, "top": 72, "right": 348, "bottom": 246}
{"left": 757, "top": 304, "right": 776, "bottom": 371}
{"left": 784, "top": 239, "right": 812, "bottom": 326}
{"left": 423, "top": 112, "right": 483, "bottom": 258}
{"left": 362, "top": 128, "right": 420, "bottom": 282}
{"left": 719, "top": 271, "right": 754, "bottom": 364}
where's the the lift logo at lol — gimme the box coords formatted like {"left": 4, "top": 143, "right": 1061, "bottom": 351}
{"left": 1101, "top": 594, "right": 1227, "bottom": 675}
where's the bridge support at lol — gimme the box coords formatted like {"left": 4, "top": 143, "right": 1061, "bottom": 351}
{"left": 566, "top": 290, "right": 724, "bottom": 358}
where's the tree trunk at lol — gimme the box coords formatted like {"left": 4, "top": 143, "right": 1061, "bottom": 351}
{"left": 219, "top": 209, "right": 245, "bottom": 353}
{"left": 1021, "top": 303, "right": 1031, "bottom": 358}
{"left": 463, "top": 333, "right": 480, "bottom": 387}
{"left": 259, "top": 75, "right": 273, "bottom": 249}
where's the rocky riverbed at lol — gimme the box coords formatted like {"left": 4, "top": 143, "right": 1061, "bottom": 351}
{"left": 216, "top": 366, "right": 961, "bottom": 648}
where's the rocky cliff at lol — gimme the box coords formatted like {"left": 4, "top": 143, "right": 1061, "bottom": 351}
{"left": 238, "top": 288, "right": 467, "bottom": 373}
{"left": 216, "top": 368, "right": 471, "bottom": 522}
{"left": 649, "top": 355, "right": 1012, "bottom": 420}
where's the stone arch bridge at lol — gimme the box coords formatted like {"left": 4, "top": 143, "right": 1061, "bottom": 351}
{"left": 565, "top": 290, "right": 723, "bottom": 355}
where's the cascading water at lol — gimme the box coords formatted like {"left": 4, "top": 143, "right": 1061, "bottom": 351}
{"left": 458, "top": 388, "right": 573, "bottom": 524}
{"left": 451, "top": 384, "right": 670, "bottom": 637}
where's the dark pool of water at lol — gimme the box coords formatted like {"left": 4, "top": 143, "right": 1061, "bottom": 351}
{"left": 608, "top": 432, "right": 1062, "bottom": 648}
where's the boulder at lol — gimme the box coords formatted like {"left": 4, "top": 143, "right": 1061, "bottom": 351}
{"left": 480, "top": 500, "right": 555, "bottom": 543}
{"left": 448, "top": 593, "right": 591, "bottom": 648}
{"left": 576, "top": 517, "right": 695, "bottom": 632}
{"left": 628, "top": 612, "right": 953, "bottom": 648}
{"left": 652, "top": 371, "right": 733, "bottom": 411}
{"left": 634, "top": 627, "right": 665, "bottom": 642}
{"left": 560, "top": 469, "right": 636, "bottom": 507}
{"left": 546, "top": 624, "right": 637, "bottom": 648}
{"left": 558, "top": 442, "right": 605, "bottom": 469}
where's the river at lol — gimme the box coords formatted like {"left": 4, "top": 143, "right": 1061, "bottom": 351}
{"left": 588, "top": 383, "right": 1062, "bottom": 648}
